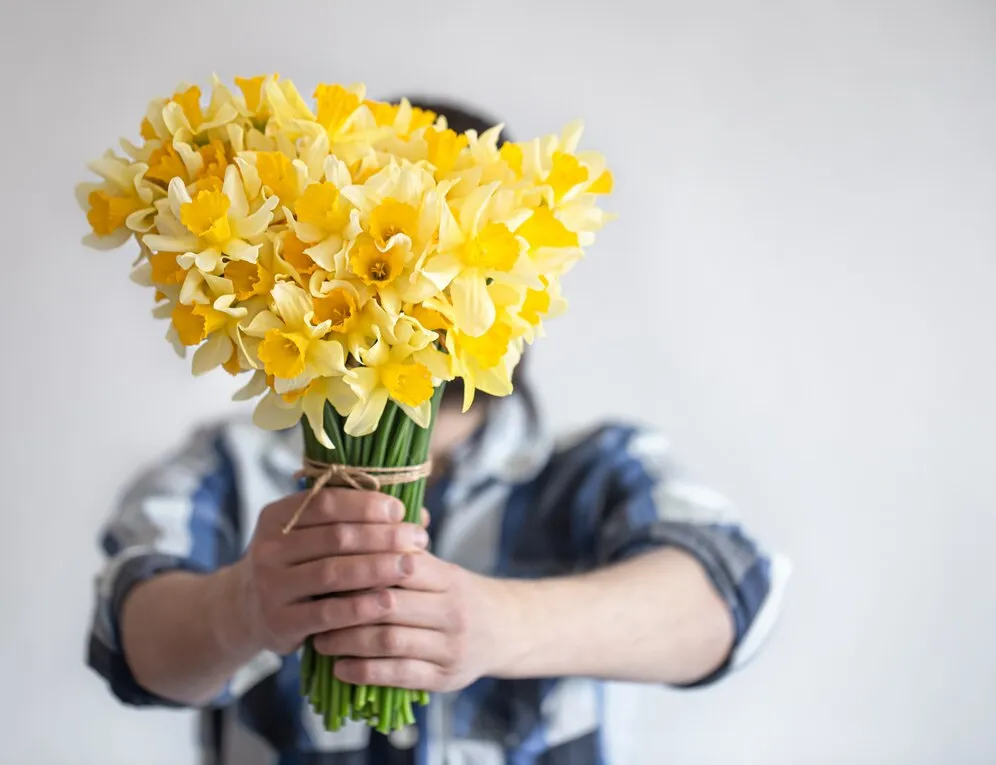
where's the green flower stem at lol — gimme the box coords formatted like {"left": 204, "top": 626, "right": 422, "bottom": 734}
{"left": 329, "top": 667, "right": 341, "bottom": 729}
{"left": 318, "top": 655, "right": 329, "bottom": 714}
{"left": 377, "top": 689, "right": 395, "bottom": 734}
{"left": 301, "top": 393, "right": 443, "bottom": 733}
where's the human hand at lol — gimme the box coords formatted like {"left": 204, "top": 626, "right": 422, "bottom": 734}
{"left": 232, "top": 489, "right": 430, "bottom": 655}
{"left": 314, "top": 554, "right": 521, "bottom": 693}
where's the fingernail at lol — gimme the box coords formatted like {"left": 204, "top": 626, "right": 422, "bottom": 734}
{"left": 398, "top": 554, "right": 415, "bottom": 575}
{"left": 413, "top": 527, "right": 429, "bottom": 549}
{"left": 386, "top": 499, "right": 404, "bottom": 522}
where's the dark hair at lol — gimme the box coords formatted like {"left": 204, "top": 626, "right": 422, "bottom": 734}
{"left": 389, "top": 96, "right": 535, "bottom": 417}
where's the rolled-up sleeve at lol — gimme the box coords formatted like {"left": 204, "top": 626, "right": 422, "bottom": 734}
{"left": 86, "top": 426, "right": 241, "bottom": 707}
{"left": 593, "top": 426, "right": 791, "bottom": 684}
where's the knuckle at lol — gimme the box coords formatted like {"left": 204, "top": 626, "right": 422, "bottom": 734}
{"left": 354, "top": 662, "right": 378, "bottom": 685}
{"left": 377, "top": 589, "right": 395, "bottom": 616}
{"left": 320, "top": 559, "right": 340, "bottom": 588}
{"left": 380, "top": 627, "right": 405, "bottom": 654}
{"left": 348, "top": 594, "right": 375, "bottom": 623}
{"left": 331, "top": 524, "right": 355, "bottom": 553}
{"left": 315, "top": 488, "right": 340, "bottom": 515}
{"left": 319, "top": 599, "right": 342, "bottom": 628}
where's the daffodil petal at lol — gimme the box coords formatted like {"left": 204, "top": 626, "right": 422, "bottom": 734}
{"left": 399, "top": 400, "right": 432, "bottom": 429}
{"left": 243, "top": 310, "right": 284, "bottom": 337}
{"left": 274, "top": 373, "right": 312, "bottom": 395}
{"left": 233, "top": 370, "right": 269, "bottom": 401}
{"left": 324, "top": 376, "right": 358, "bottom": 416}
{"left": 194, "top": 247, "right": 224, "bottom": 272}
{"left": 458, "top": 182, "right": 499, "bottom": 235}
{"left": 179, "top": 268, "right": 208, "bottom": 305}
{"left": 142, "top": 234, "right": 200, "bottom": 252}
{"left": 344, "top": 387, "right": 389, "bottom": 437}
{"left": 308, "top": 339, "right": 347, "bottom": 376}
{"left": 222, "top": 239, "right": 260, "bottom": 263}
{"left": 421, "top": 252, "right": 462, "bottom": 290}
{"left": 302, "top": 392, "right": 333, "bottom": 449}
{"left": 271, "top": 281, "right": 312, "bottom": 328}
{"left": 346, "top": 366, "right": 380, "bottom": 399}
{"left": 223, "top": 164, "right": 249, "bottom": 219}
{"left": 450, "top": 271, "right": 495, "bottom": 337}
{"left": 304, "top": 236, "right": 342, "bottom": 272}
{"left": 236, "top": 195, "right": 279, "bottom": 239}
{"left": 253, "top": 391, "right": 302, "bottom": 432}
{"left": 167, "top": 177, "right": 192, "bottom": 219}
{"left": 82, "top": 229, "right": 132, "bottom": 250}
{"left": 192, "top": 333, "right": 232, "bottom": 376}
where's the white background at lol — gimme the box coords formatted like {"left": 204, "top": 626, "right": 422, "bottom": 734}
{"left": 1, "top": 1, "right": 995, "bottom": 763}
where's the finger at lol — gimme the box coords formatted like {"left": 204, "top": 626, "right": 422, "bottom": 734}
{"left": 334, "top": 658, "right": 443, "bottom": 691}
{"left": 261, "top": 489, "right": 404, "bottom": 532}
{"left": 277, "top": 522, "right": 429, "bottom": 565}
{"left": 421, "top": 508, "right": 430, "bottom": 528}
{"left": 315, "top": 625, "right": 451, "bottom": 665}
{"left": 280, "top": 553, "right": 416, "bottom": 600}
{"left": 283, "top": 590, "right": 395, "bottom": 636}
{"left": 396, "top": 552, "right": 452, "bottom": 593}
{"left": 367, "top": 590, "right": 452, "bottom": 630}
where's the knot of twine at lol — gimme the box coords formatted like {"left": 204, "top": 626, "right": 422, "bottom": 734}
{"left": 282, "top": 458, "right": 433, "bottom": 534}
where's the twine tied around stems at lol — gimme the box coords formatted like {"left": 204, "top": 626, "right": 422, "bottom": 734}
{"left": 282, "top": 457, "right": 433, "bottom": 534}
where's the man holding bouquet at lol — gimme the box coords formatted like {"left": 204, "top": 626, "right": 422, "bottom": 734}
{"left": 86, "top": 102, "right": 789, "bottom": 765}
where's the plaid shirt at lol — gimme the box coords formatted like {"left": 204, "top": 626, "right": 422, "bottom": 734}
{"left": 87, "top": 394, "right": 790, "bottom": 765}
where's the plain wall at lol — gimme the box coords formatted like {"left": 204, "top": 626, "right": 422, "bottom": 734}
{"left": 2, "top": 1, "right": 994, "bottom": 762}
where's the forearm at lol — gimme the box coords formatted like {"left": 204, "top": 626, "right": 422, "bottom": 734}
{"left": 497, "top": 548, "right": 735, "bottom": 685}
{"left": 119, "top": 562, "right": 261, "bottom": 706}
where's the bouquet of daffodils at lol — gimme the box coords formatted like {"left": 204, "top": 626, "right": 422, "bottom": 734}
{"left": 80, "top": 74, "right": 612, "bottom": 733}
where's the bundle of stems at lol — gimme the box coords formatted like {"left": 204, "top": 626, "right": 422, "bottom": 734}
{"left": 297, "top": 386, "right": 444, "bottom": 734}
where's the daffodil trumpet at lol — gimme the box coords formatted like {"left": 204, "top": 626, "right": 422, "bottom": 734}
{"left": 81, "top": 73, "right": 613, "bottom": 735}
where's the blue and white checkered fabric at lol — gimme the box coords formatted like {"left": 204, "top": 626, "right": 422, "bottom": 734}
{"left": 87, "top": 394, "right": 790, "bottom": 765}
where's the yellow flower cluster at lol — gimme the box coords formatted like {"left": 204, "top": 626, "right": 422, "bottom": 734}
{"left": 80, "top": 75, "right": 613, "bottom": 443}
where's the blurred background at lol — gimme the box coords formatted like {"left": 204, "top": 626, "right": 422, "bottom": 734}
{"left": 2, "top": 0, "right": 995, "bottom": 762}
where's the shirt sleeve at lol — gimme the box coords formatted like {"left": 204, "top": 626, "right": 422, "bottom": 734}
{"left": 86, "top": 425, "right": 242, "bottom": 707}
{"left": 591, "top": 426, "right": 791, "bottom": 686}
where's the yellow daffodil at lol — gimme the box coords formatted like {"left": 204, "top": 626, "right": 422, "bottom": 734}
{"left": 160, "top": 83, "right": 240, "bottom": 142}
{"left": 309, "top": 279, "right": 393, "bottom": 359}
{"left": 252, "top": 375, "right": 356, "bottom": 449}
{"left": 281, "top": 157, "right": 362, "bottom": 271}
{"left": 176, "top": 293, "right": 263, "bottom": 377}
{"left": 422, "top": 183, "right": 541, "bottom": 336}
{"left": 343, "top": 318, "right": 445, "bottom": 436}
{"left": 78, "top": 152, "right": 158, "bottom": 247}
{"left": 346, "top": 232, "right": 428, "bottom": 316}
{"left": 243, "top": 281, "right": 348, "bottom": 393}
{"left": 517, "top": 121, "right": 613, "bottom": 208}
{"left": 341, "top": 162, "right": 441, "bottom": 255}
{"left": 144, "top": 164, "right": 279, "bottom": 286}
{"left": 234, "top": 73, "right": 279, "bottom": 126}
{"left": 424, "top": 290, "right": 521, "bottom": 411}
{"left": 252, "top": 150, "right": 309, "bottom": 205}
